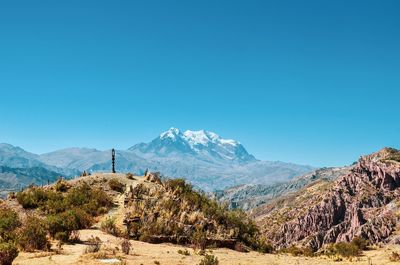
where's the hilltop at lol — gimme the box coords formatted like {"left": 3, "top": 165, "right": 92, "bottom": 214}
{"left": 1, "top": 172, "right": 266, "bottom": 265}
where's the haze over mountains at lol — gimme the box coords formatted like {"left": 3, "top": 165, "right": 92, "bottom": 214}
{"left": 0, "top": 128, "right": 313, "bottom": 192}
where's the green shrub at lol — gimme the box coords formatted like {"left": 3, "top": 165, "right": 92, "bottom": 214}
{"left": 109, "top": 179, "right": 125, "bottom": 193}
{"left": 280, "top": 246, "right": 314, "bottom": 257}
{"left": 17, "top": 216, "right": 49, "bottom": 252}
{"left": 325, "top": 237, "right": 368, "bottom": 258}
{"left": 351, "top": 237, "right": 368, "bottom": 250}
{"left": 198, "top": 254, "right": 219, "bottom": 265}
{"left": 164, "top": 178, "right": 194, "bottom": 196}
{"left": 54, "top": 231, "right": 70, "bottom": 243}
{"left": 100, "top": 217, "right": 120, "bottom": 236}
{"left": 47, "top": 208, "right": 92, "bottom": 241}
{"left": 177, "top": 249, "right": 190, "bottom": 256}
{"left": 65, "top": 183, "right": 113, "bottom": 215}
{"left": 0, "top": 208, "right": 20, "bottom": 241}
{"left": 16, "top": 187, "right": 52, "bottom": 209}
{"left": 328, "top": 242, "right": 359, "bottom": 258}
{"left": 0, "top": 242, "right": 18, "bottom": 265}
{"left": 191, "top": 228, "right": 208, "bottom": 250}
{"left": 256, "top": 238, "right": 274, "bottom": 253}
{"left": 55, "top": 179, "right": 70, "bottom": 192}
{"left": 18, "top": 182, "right": 113, "bottom": 218}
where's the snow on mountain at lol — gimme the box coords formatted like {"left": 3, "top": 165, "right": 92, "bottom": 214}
{"left": 129, "top": 127, "right": 256, "bottom": 162}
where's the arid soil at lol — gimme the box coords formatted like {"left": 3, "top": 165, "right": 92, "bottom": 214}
{"left": 12, "top": 228, "right": 400, "bottom": 265}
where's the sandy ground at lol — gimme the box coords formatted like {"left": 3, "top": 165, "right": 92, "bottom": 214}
{"left": 13, "top": 229, "right": 400, "bottom": 265}
{"left": 11, "top": 173, "right": 400, "bottom": 265}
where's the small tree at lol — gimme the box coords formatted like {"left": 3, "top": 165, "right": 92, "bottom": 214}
{"left": 17, "top": 216, "right": 49, "bottom": 252}
{"left": 0, "top": 242, "right": 18, "bottom": 265}
{"left": 0, "top": 208, "right": 21, "bottom": 241}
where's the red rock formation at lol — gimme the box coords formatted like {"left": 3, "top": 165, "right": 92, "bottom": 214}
{"left": 259, "top": 148, "right": 400, "bottom": 250}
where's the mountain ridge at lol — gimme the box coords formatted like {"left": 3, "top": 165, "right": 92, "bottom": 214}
{"left": 0, "top": 128, "right": 313, "bottom": 192}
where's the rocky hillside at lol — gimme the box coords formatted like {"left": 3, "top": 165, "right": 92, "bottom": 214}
{"left": 0, "top": 166, "right": 63, "bottom": 197}
{"left": 216, "top": 166, "right": 351, "bottom": 210}
{"left": 254, "top": 148, "right": 400, "bottom": 251}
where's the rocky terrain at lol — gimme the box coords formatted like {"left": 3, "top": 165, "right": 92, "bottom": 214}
{"left": 254, "top": 147, "right": 400, "bottom": 251}
{"left": 216, "top": 166, "right": 351, "bottom": 210}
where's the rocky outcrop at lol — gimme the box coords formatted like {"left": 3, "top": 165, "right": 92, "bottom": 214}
{"left": 258, "top": 148, "right": 400, "bottom": 250}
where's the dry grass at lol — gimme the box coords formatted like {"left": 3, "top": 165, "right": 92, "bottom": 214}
{"left": 13, "top": 229, "right": 400, "bottom": 265}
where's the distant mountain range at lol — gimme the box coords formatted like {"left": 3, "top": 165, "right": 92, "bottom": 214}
{"left": 215, "top": 166, "right": 351, "bottom": 211}
{"left": 0, "top": 128, "right": 313, "bottom": 192}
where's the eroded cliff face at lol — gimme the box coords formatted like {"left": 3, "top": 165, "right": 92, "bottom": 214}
{"left": 257, "top": 148, "right": 400, "bottom": 250}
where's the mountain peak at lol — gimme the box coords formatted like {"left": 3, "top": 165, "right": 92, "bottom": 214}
{"left": 130, "top": 128, "right": 255, "bottom": 162}
{"left": 160, "top": 127, "right": 182, "bottom": 140}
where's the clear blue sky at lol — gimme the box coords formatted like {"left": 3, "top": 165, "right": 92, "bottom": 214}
{"left": 0, "top": 0, "right": 399, "bottom": 167}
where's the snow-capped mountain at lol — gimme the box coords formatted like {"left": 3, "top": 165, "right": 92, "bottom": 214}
{"left": 129, "top": 128, "right": 256, "bottom": 162}
{"left": 0, "top": 128, "right": 314, "bottom": 192}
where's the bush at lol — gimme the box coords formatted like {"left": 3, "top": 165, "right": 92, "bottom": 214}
{"left": 191, "top": 228, "right": 208, "bottom": 250}
{"left": 0, "top": 208, "right": 20, "bottom": 241}
{"left": 256, "top": 238, "right": 274, "bottom": 253}
{"left": 164, "top": 178, "right": 195, "bottom": 197}
{"left": 280, "top": 246, "right": 314, "bottom": 257}
{"left": 16, "top": 187, "right": 52, "bottom": 209}
{"left": 177, "top": 249, "right": 190, "bottom": 256}
{"left": 351, "top": 237, "right": 368, "bottom": 250}
{"left": 109, "top": 179, "right": 125, "bottom": 193}
{"left": 389, "top": 251, "right": 400, "bottom": 262}
{"left": 198, "top": 254, "right": 219, "bottom": 265}
{"left": 126, "top": 173, "right": 134, "bottom": 180}
{"left": 0, "top": 242, "right": 18, "bottom": 265}
{"left": 46, "top": 208, "right": 92, "bottom": 241}
{"left": 54, "top": 231, "right": 70, "bottom": 243}
{"left": 329, "top": 242, "right": 359, "bottom": 258}
{"left": 85, "top": 236, "right": 102, "bottom": 253}
{"left": 325, "top": 237, "right": 369, "bottom": 258}
{"left": 66, "top": 183, "right": 113, "bottom": 215}
{"left": 55, "top": 179, "right": 70, "bottom": 192}
{"left": 126, "top": 177, "right": 262, "bottom": 252}
{"left": 121, "top": 239, "right": 131, "bottom": 255}
{"left": 100, "top": 217, "right": 120, "bottom": 237}
{"left": 17, "top": 216, "right": 49, "bottom": 252}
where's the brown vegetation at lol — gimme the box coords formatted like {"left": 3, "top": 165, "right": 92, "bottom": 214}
{"left": 125, "top": 178, "right": 263, "bottom": 251}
